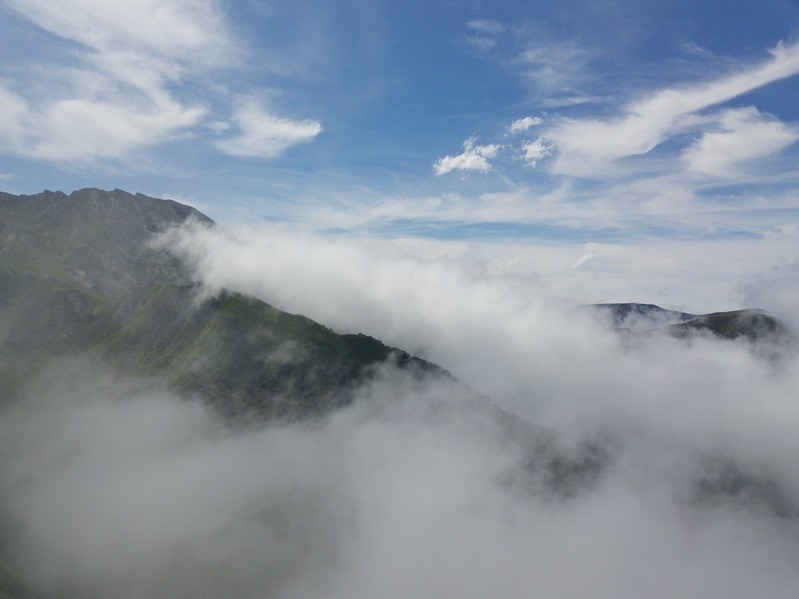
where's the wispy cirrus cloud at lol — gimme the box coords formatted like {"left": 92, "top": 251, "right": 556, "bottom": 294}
{"left": 682, "top": 107, "right": 799, "bottom": 177}
{"left": 5, "top": 0, "right": 233, "bottom": 63}
{"left": 513, "top": 40, "right": 592, "bottom": 97}
{"left": 465, "top": 19, "right": 505, "bottom": 53}
{"left": 425, "top": 33, "right": 799, "bottom": 248}
{"left": 0, "top": 0, "right": 227, "bottom": 163}
{"left": 546, "top": 41, "right": 799, "bottom": 178}
{"left": 216, "top": 98, "right": 322, "bottom": 159}
{"left": 465, "top": 18, "right": 594, "bottom": 104}
{"left": 0, "top": 95, "right": 206, "bottom": 164}
{"left": 0, "top": 0, "right": 322, "bottom": 166}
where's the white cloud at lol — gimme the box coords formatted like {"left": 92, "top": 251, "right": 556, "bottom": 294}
{"left": 571, "top": 250, "right": 596, "bottom": 269}
{"left": 465, "top": 19, "right": 505, "bottom": 53}
{"left": 547, "top": 41, "right": 799, "bottom": 177}
{"left": 683, "top": 107, "right": 799, "bottom": 177}
{"left": 513, "top": 40, "right": 591, "bottom": 97}
{"left": 740, "top": 262, "right": 799, "bottom": 331}
{"left": 11, "top": 347, "right": 799, "bottom": 598}
{"left": 520, "top": 137, "right": 550, "bottom": 167}
{"left": 0, "top": 0, "right": 321, "bottom": 165}
{"left": 8, "top": 222, "right": 798, "bottom": 597}
{"left": 466, "top": 19, "right": 505, "bottom": 35}
{"left": 509, "top": 116, "right": 543, "bottom": 134}
{"left": 466, "top": 35, "right": 498, "bottom": 53}
{"left": 5, "top": 0, "right": 233, "bottom": 65}
{"left": 0, "top": 78, "right": 206, "bottom": 163}
{"left": 0, "top": 1, "right": 324, "bottom": 165}
{"left": 45, "top": 96, "right": 204, "bottom": 162}
{"left": 160, "top": 222, "right": 799, "bottom": 472}
{"left": 0, "top": 0, "right": 232, "bottom": 164}
{"left": 0, "top": 87, "right": 27, "bottom": 150}
{"left": 434, "top": 138, "right": 500, "bottom": 175}
{"left": 207, "top": 120, "right": 232, "bottom": 134}
{"left": 215, "top": 99, "right": 322, "bottom": 159}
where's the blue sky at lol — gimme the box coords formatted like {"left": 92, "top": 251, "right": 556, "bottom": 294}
{"left": 2, "top": 0, "right": 799, "bottom": 310}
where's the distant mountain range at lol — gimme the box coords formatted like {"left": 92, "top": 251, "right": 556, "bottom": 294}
{"left": 590, "top": 302, "right": 790, "bottom": 342}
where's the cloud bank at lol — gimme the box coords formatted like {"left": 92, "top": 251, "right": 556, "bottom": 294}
{"left": 3, "top": 221, "right": 799, "bottom": 597}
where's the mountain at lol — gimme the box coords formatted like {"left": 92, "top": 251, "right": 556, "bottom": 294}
{"left": 1, "top": 188, "right": 796, "bottom": 597}
{"left": 591, "top": 302, "right": 790, "bottom": 342}
{"left": 0, "top": 188, "right": 440, "bottom": 419}
{"left": 0, "top": 187, "right": 615, "bottom": 490}
{"left": 666, "top": 309, "right": 790, "bottom": 342}
{"left": 591, "top": 303, "right": 696, "bottom": 332}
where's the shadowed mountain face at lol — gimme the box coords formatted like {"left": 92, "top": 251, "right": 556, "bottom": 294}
{"left": 590, "top": 303, "right": 697, "bottom": 332}
{"left": 0, "top": 188, "right": 439, "bottom": 418}
{"left": 0, "top": 188, "right": 208, "bottom": 301}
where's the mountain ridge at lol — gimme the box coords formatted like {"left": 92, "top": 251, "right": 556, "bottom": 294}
{"left": 1, "top": 188, "right": 797, "bottom": 598}
{"left": 590, "top": 302, "right": 790, "bottom": 342}
{"left": 0, "top": 188, "right": 445, "bottom": 418}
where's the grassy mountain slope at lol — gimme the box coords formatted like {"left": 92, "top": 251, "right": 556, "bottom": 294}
{"left": 667, "top": 309, "right": 790, "bottom": 341}
{"left": 0, "top": 188, "right": 438, "bottom": 417}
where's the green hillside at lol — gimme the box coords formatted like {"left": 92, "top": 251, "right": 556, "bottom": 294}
{"left": 0, "top": 188, "right": 439, "bottom": 417}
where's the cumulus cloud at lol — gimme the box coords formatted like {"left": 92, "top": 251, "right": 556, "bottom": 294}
{"left": 547, "top": 41, "right": 799, "bottom": 177}
{"left": 683, "top": 107, "right": 799, "bottom": 177}
{"left": 520, "top": 137, "right": 550, "bottom": 167}
{"left": 509, "top": 116, "right": 543, "bottom": 134}
{"left": 434, "top": 138, "right": 500, "bottom": 175}
{"left": 215, "top": 98, "right": 323, "bottom": 159}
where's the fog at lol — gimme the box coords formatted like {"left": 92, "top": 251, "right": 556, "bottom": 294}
{"left": 2, "top": 222, "right": 799, "bottom": 597}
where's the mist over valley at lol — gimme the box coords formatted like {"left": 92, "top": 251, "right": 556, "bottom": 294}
{"left": 1, "top": 189, "right": 798, "bottom": 598}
